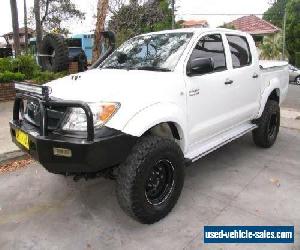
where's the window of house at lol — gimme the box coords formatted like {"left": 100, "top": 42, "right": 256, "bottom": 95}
{"left": 226, "top": 35, "right": 252, "bottom": 68}
{"left": 189, "top": 34, "right": 227, "bottom": 73}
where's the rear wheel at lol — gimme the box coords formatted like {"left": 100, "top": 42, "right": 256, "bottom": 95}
{"left": 252, "top": 100, "right": 280, "bottom": 148}
{"left": 296, "top": 76, "right": 300, "bottom": 85}
{"left": 116, "top": 136, "right": 184, "bottom": 224}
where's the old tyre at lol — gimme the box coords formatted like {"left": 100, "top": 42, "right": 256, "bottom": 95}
{"left": 40, "top": 34, "right": 69, "bottom": 72}
{"left": 252, "top": 100, "right": 280, "bottom": 148}
{"left": 116, "top": 136, "right": 185, "bottom": 224}
{"left": 77, "top": 51, "right": 88, "bottom": 72}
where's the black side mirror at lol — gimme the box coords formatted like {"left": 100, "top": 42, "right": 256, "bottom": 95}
{"left": 187, "top": 57, "right": 214, "bottom": 76}
{"left": 117, "top": 52, "right": 128, "bottom": 64}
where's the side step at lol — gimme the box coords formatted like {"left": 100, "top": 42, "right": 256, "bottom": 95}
{"left": 186, "top": 123, "right": 258, "bottom": 163}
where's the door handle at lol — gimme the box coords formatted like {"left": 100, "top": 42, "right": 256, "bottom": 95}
{"left": 225, "top": 79, "right": 233, "bottom": 85}
{"left": 253, "top": 73, "right": 259, "bottom": 79}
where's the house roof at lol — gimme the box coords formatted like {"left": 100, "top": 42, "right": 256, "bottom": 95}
{"left": 182, "top": 20, "right": 208, "bottom": 28}
{"left": 3, "top": 27, "right": 34, "bottom": 36}
{"left": 230, "top": 15, "right": 280, "bottom": 35}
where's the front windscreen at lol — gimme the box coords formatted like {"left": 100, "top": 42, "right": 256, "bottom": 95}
{"left": 100, "top": 32, "right": 193, "bottom": 72}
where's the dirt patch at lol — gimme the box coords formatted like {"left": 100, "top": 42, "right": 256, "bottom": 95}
{"left": 0, "top": 156, "right": 33, "bottom": 174}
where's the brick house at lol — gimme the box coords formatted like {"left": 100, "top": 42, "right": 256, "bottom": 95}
{"left": 2, "top": 27, "right": 35, "bottom": 50}
{"left": 228, "top": 15, "right": 280, "bottom": 44}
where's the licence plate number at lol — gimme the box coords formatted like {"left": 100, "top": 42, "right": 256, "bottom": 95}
{"left": 16, "top": 130, "right": 29, "bottom": 150}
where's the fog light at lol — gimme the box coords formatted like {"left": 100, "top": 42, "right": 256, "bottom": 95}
{"left": 53, "top": 148, "right": 72, "bottom": 158}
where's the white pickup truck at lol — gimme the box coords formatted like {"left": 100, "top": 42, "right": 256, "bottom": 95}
{"left": 10, "top": 28, "right": 289, "bottom": 224}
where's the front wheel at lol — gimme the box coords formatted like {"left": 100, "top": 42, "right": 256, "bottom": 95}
{"left": 252, "top": 100, "right": 280, "bottom": 148}
{"left": 116, "top": 136, "right": 185, "bottom": 224}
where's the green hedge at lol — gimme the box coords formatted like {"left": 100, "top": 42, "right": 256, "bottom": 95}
{"left": 0, "top": 55, "right": 66, "bottom": 83}
{"left": 0, "top": 55, "right": 39, "bottom": 78}
{"left": 0, "top": 71, "right": 25, "bottom": 82}
{"left": 296, "top": 52, "right": 300, "bottom": 68}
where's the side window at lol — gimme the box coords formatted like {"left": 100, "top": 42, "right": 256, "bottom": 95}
{"left": 226, "top": 35, "right": 252, "bottom": 68}
{"left": 190, "top": 34, "right": 227, "bottom": 73}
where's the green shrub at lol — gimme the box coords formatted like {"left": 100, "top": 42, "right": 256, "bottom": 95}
{"left": 0, "top": 55, "right": 40, "bottom": 79}
{"left": 32, "top": 71, "right": 67, "bottom": 84}
{"left": 0, "top": 71, "right": 25, "bottom": 83}
{"left": 12, "top": 55, "right": 40, "bottom": 79}
{"left": 0, "top": 58, "right": 13, "bottom": 73}
{"left": 0, "top": 55, "right": 67, "bottom": 84}
{"left": 296, "top": 52, "right": 300, "bottom": 68}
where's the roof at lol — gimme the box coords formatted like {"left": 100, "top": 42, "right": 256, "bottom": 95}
{"left": 182, "top": 20, "right": 209, "bottom": 28}
{"left": 229, "top": 15, "right": 280, "bottom": 35}
{"left": 3, "top": 27, "right": 34, "bottom": 36}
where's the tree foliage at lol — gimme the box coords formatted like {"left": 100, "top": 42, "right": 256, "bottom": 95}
{"left": 285, "top": 0, "right": 300, "bottom": 63}
{"left": 108, "top": 0, "right": 175, "bottom": 46}
{"left": 31, "top": 0, "right": 85, "bottom": 35}
{"left": 263, "top": 0, "right": 287, "bottom": 28}
{"left": 263, "top": 0, "right": 300, "bottom": 63}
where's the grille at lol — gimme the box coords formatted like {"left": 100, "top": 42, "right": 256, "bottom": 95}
{"left": 25, "top": 100, "right": 67, "bottom": 130}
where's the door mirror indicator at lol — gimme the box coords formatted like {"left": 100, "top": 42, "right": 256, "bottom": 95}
{"left": 187, "top": 57, "right": 214, "bottom": 76}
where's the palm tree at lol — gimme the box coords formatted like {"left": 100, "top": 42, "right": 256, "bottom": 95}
{"left": 10, "top": 0, "right": 21, "bottom": 56}
{"left": 259, "top": 34, "right": 283, "bottom": 60}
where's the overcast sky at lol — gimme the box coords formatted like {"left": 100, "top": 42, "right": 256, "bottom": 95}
{"left": 1, "top": 0, "right": 271, "bottom": 37}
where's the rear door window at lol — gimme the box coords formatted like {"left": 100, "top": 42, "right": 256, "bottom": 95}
{"left": 226, "top": 35, "right": 252, "bottom": 68}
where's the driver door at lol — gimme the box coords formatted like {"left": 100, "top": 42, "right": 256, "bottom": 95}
{"left": 185, "top": 33, "right": 238, "bottom": 146}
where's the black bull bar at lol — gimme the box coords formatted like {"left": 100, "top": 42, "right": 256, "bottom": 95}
{"left": 13, "top": 82, "right": 95, "bottom": 141}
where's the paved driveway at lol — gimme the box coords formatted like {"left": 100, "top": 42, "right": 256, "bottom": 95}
{"left": 0, "top": 128, "right": 299, "bottom": 250}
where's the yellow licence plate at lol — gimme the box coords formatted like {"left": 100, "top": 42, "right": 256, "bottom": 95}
{"left": 16, "top": 130, "right": 29, "bottom": 150}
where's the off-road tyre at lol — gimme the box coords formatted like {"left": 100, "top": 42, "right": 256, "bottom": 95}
{"left": 252, "top": 100, "right": 280, "bottom": 148}
{"left": 77, "top": 51, "right": 88, "bottom": 72}
{"left": 40, "top": 34, "right": 69, "bottom": 72}
{"left": 116, "top": 136, "right": 185, "bottom": 224}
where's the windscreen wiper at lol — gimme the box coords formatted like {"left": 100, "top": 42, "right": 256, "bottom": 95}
{"left": 102, "top": 65, "right": 130, "bottom": 70}
{"left": 135, "top": 66, "right": 171, "bottom": 72}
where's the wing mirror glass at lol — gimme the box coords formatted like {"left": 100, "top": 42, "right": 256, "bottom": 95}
{"left": 187, "top": 57, "right": 214, "bottom": 76}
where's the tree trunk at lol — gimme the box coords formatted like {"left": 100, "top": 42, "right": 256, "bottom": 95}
{"left": 24, "top": 0, "right": 28, "bottom": 51}
{"left": 34, "top": 0, "right": 43, "bottom": 55}
{"left": 92, "top": 0, "right": 109, "bottom": 63}
{"left": 171, "top": 0, "right": 175, "bottom": 29}
{"left": 10, "top": 0, "right": 21, "bottom": 56}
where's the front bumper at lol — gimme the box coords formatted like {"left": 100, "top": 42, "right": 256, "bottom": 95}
{"left": 10, "top": 120, "right": 137, "bottom": 174}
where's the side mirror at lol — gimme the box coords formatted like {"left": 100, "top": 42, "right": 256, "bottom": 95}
{"left": 187, "top": 57, "right": 214, "bottom": 76}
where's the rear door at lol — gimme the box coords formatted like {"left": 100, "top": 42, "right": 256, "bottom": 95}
{"left": 224, "top": 34, "right": 261, "bottom": 121}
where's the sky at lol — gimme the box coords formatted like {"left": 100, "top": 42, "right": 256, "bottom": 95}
{"left": 0, "top": 0, "right": 271, "bottom": 39}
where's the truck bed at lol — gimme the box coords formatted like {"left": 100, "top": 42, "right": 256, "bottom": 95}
{"left": 259, "top": 60, "right": 288, "bottom": 70}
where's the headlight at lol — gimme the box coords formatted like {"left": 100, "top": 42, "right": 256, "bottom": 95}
{"left": 61, "top": 102, "right": 120, "bottom": 131}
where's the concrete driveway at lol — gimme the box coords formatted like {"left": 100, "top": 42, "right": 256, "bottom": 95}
{"left": 0, "top": 128, "right": 299, "bottom": 250}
